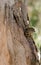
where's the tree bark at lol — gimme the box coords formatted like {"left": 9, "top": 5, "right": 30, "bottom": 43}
{"left": 0, "top": 0, "right": 39, "bottom": 65}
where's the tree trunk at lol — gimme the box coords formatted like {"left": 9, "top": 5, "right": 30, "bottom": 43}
{"left": 0, "top": 0, "right": 39, "bottom": 65}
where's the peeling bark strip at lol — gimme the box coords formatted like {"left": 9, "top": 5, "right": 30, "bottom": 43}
{"left": 0, "top": 0, "right": 39, "bottom": 65}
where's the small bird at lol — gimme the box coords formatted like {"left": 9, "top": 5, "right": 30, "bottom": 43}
{"left": 24, "top": 27, "right": 35, "bottom": 37}
{"left": 24, "top": 27, "right": 38, "bottom": 52}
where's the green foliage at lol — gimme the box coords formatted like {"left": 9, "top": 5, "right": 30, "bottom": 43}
{"left": 30, "top": 9, "right": 39, "bottom": 26}
{"left": 28, "top": 2, "right": 33, "bottom": 6}
{"left": 33, "top": 33, "right": 38, "bottom": 39}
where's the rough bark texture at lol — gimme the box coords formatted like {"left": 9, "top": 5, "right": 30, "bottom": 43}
{"left": 0, "top": 0, "right": 39, "bottom": 65}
